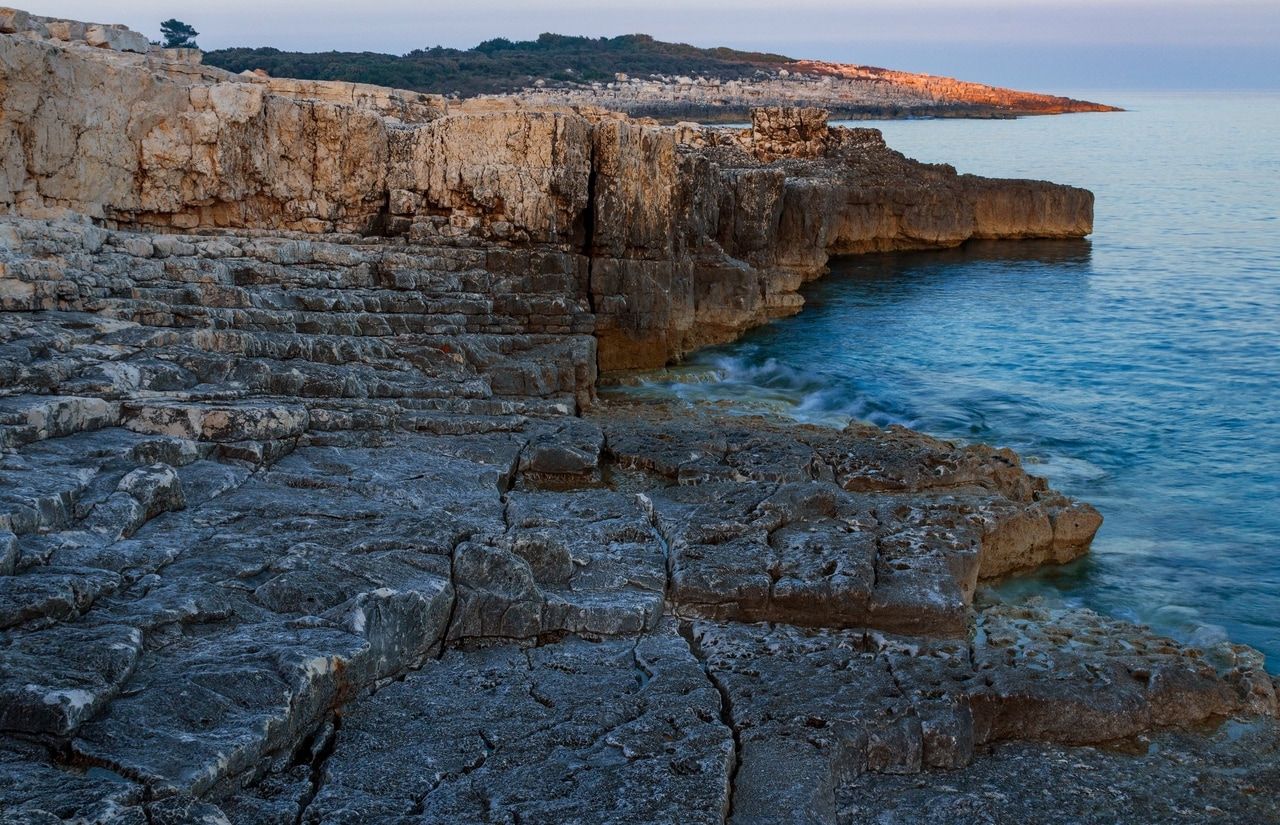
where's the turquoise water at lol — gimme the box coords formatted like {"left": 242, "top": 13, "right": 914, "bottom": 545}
{"left": 621, "top": 93, "right": 1280, "bottom": 665}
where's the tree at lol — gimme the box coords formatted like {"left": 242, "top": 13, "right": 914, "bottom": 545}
{"left": 160, "top": 19, "right": 199, "bottom": 49}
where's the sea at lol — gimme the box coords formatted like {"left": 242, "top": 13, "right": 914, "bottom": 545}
{"left": 609, "top": 92, "right": 1280, "bottom": 667}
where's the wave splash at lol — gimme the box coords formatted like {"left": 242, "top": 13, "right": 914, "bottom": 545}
{"left": 610, "top": 349, "right": 917, "bottom": 430}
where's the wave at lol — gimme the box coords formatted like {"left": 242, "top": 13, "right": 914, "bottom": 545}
{"left": 613, "top": 352, "right": 918, "bottom": 430}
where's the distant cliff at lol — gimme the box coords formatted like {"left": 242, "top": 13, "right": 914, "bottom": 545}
{"left": 204, "top": 32, "right": 1119, "bottom": 121}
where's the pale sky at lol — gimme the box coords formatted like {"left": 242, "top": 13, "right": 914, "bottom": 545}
{"left": 21, "top": 1, "right": 1280, "bottom": 91}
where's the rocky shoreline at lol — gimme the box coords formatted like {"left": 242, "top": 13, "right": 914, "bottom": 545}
{"left": 0, "top": 11, "right": 1276, "bottom": 824}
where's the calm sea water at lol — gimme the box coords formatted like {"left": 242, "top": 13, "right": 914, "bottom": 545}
{"left": 615, "top": 92, "right": 1280, "bottom": 665}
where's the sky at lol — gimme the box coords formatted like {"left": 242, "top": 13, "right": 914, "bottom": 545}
{"left": 22, "top": 0, "right": 1280, "bottom": 92}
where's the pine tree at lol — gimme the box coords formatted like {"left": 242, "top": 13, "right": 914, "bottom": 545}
{"left": 160, "top": 19, "right": 199, "bottom": 49}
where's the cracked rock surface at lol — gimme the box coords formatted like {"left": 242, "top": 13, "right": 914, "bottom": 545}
{"left": 836, "top": 719, "right": 1280, "bottom": 825}
{"left": 1, "top": 396, "right": 1273, "bottom": 822}
{"left": 0, "top": 11, "right": 1277, "bottom": 825}
{"left": 230, "top": 629, "right": 735, "bottom": 824}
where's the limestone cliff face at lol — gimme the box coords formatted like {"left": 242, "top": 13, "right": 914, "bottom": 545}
{"left": 0, "top": 22, "right": 1092, "bottom": 373}
{"left": 590, "top": 118, "right": 1094, "bottom": 369}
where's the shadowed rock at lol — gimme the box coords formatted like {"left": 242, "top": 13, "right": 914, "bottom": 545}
{"left": 225, "top": 629, "right": 734, "bottom": 824}
{"left": 691, "top": 605, "right": 1275, "bottom": 824}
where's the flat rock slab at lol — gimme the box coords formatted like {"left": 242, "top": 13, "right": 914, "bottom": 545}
{"left": 72, "top": 622, "right": 381, "bottom": 797}
{"left": 0, "top": 623, "right": 142, "bottom": 737}
{"left": 0, "top": 432, "right": 521, "bottom": 795}
{"left": 0, "top": 426, "right": 204, "bottom": 541}
{"left": 0, "top": 414, "right": 1267, "bottom": 821}
{"left": 598, "top": 407, "right": 1043, "bottom": 497}
{"left": 647, "top": 480, "right": 1036, "bottom": 635}
{"left": 224, "top": 629, "right": 734, "bottom": 824}
{"left": 449, "top": 488, "right": 666, "bottom": 640}
{"left": 600, "top": 408, "right": 1101, "bottom": 582}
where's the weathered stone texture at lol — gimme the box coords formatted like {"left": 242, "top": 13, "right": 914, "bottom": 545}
{"left": 269, "top": 630, "right": 735, "bottom": 824}
{"left": 692, "top": 608, "right": 1275, "bottom": 824}
{"left": 0, "top": 25, "right": 1093, "bottom": 370}
{"left": 836, "top": 718, "right": 1280, "bottom": 825}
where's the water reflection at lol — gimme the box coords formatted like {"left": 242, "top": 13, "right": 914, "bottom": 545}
{"left": 838, "top": 237, "right": 1094, "bottom": 272}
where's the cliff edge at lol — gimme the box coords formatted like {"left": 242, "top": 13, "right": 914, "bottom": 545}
{"left": 0, "top": 12, "right": 1274, "bottom": 825}
{"left": 0, "top": 17, "right": 1092, "bottom": 372}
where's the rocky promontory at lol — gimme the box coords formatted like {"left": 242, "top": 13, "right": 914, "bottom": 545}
{"left": 203, "top": 32, "right": 1119, "bottom": 123}
{"left": 485, "top": 63, "right": 1120, "bottom": 123}
{"left": 0, "top": 11, "right": 1275, "bottom": 824}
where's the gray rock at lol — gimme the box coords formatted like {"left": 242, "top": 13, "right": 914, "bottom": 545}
{"left": 121, "top": 402, "right": 309, "bottom": 444}
{"left": 516, "top": 417, "right": 604, "bottom": 487}
{"left": 0, "top": 530, "right": 15, "bottom": 575}
{"left": 448, "top": 488, "right": 665, "bottom": 641}
{"left": 0, "top": 623, "right": 142, "bottom": 736}
{"left": 0, "top": 740, "right": 144, "bottom": 824}
{"left": 646, "top": 480, "right": 1020, "bottom": 636}
{"left": 71, "top": 623, "right": 381, "bottom": 796}
{"left": 298, "top": 629, "right": 733, "bottom": 824}
{"left": 688, "top": 604, "right": 1275, "bottom": 825}
{"left": 836, "top": 719, "right": 1280, "bottom": 825}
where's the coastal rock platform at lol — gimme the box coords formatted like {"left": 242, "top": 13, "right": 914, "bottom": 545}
{"left": 0, "top": 12, "right": 1276, "bottom": 824}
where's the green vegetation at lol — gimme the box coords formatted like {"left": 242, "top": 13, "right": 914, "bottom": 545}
{"left": 203, "top": 33, "right": 793, "bottom": 96}
{"left": 160, "top": 18, "right": 199, "bottom": 49}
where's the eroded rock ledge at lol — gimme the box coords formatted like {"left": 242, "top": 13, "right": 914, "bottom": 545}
{"left": 0, "top": 12, "right": 1275, "bottom": 825}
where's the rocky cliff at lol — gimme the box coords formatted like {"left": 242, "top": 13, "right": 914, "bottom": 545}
{"left": 0, "top": 19, "right": 1093, "bottom": 372}
{"left": 0, "top": 12, "right": 1275, "bottom": 825}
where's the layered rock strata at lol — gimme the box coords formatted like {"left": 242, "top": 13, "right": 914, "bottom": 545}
{"left": 0, "top": 16, "right": 1091, "bottom": 373}
{"left": 0, "top": 12, "right": 1275, "bottom": 825}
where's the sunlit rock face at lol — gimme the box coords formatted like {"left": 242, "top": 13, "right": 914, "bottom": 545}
{"left": 0, "top": 11, "right": 1274, "bottom": 825}
{"left": 0, "top": 21, "right": 1092, "bottom": 370}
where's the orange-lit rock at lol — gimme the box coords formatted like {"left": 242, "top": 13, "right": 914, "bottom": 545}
{"left": 489, "top": 59, "right": 1121, "bottom": 122}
